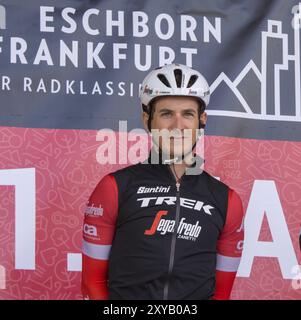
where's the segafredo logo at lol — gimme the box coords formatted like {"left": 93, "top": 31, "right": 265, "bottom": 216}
{"left": 144, "top": 210, "right": 202, "bottom": 241}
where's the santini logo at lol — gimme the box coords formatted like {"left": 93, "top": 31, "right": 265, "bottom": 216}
{"left": 137, "top": 186, "right": 171, "bottom": 194}
{"left": 144, "top": 210, "right": 202, "bottom": 241}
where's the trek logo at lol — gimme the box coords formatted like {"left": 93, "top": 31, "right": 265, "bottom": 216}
{"left": 137, "top": 196, "right": 214, "bottom": 215}
{"left": 83, "top": 223, "right": 98, "bottom": 237}
{"left": 137, "top": 186, "right": 171, "bottom": 194}
{"left": 84, "top": 204, "right": 103, "bottom": 217}
{"left": 144, "top": 210, "right": 202, "bottom": 241}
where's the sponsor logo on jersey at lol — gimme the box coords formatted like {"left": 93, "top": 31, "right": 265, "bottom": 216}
{"left": 137, "top": 196, "right": 214, "bottom": 215}
{"left": 84, "top": 204, "right": 103, "bottom": 217}
{"left": 83, "top": 223, "right": 98, "bottom": 237}
{"left": 144, "top": 210, "right": 202, "bottom": 241}
{"left": 237, "top": 240, "right": 244, "bottom": 251}
{"left": 137, "top": 186, "right": 171, "bottom": 194}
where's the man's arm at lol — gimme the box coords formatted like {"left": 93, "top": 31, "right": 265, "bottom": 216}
{"left": 81, "top": 174, "right": 118, "bottom": 300}
{"left": 213, "top": 189, "right": 244, "bottom": 300}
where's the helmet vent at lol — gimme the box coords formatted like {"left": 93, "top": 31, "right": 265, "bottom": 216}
{"left": 157, "top": 74, "right": 171, "bottom": 88}
{"left": 174, "top": 69, "right": 182, "bottom": 88}
{"left": 187, "top": 74, "right": 198, "bottom": 88}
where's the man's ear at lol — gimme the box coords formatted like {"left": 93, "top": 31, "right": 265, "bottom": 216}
{"left": 200, "top": 111, "right": 207, "bottom": 128}
{"left": 142, "top": 111, "right": 150, "bottom": 132}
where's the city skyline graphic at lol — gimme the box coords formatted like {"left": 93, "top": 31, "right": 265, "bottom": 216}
{"left": 208, "top": 4, "right": 301, "bottom": 122}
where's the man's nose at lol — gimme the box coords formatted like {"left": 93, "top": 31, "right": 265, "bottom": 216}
{"left": 172, "top": 113, "right": 185, "bottom": 130}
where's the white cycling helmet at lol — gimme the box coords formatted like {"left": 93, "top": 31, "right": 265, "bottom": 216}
{"left": 139, "top": 63, "right": 210, "bottom": 112}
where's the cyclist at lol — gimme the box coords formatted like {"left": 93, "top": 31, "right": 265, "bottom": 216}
{"left": 81, "top": 63, "right": 244, "bottom": 300}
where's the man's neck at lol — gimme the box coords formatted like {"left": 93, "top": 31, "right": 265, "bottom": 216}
{"left": 169, "top": 162, "right": 187, "bottom": 181}
{"left": 169, "top": 152, "right": 196, "bottom": 181}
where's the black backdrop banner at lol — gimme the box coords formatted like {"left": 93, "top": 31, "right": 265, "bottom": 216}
{"left": 0, "top": 0, "right": 300, "bottom": 140}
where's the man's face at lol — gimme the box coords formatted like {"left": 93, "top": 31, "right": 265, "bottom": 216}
{"left": 143, "top": 96, "right": 207, "bottom": 160}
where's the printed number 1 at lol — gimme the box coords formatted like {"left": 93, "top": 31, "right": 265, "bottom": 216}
{"left": 0, "top": 168, "right": 36, "bottom": 270}
{"left": 0, "top": 167, "right": 82, "bottom": 273}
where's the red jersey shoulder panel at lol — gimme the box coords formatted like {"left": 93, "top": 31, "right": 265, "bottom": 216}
{"left": 83, "top": 174, "right": 118, "bottom": 246}
{"left": 81, "top": 174, "right": 118, "bottom": 300}
{"left": 217, "top": 188, "right": 244, "bottom": 257}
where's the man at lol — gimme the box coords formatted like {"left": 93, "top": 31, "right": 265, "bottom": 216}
{"left": 81, "top": 63, "right": 244, "bottom": 300}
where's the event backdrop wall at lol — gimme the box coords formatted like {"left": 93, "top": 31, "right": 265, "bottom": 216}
{"left": 0, "top": 0, "right": 301, "bottom": 299}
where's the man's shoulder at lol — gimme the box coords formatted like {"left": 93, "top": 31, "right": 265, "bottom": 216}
{"left": 109, "top": 162, "right": 144, "bottom": 178}
{"left": 201, "top": 169, "right": 229, "bottom": 191}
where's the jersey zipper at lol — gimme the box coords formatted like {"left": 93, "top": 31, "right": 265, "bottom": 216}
{"left": 163, "top": 166, "right": 181, "bottom": 300}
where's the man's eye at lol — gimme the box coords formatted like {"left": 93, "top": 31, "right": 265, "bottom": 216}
{"left": 184, "top": 113, "right": 194, "bottom": 117}
{"left": 161, "top": 112, "right": 172, "bottom": 117}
